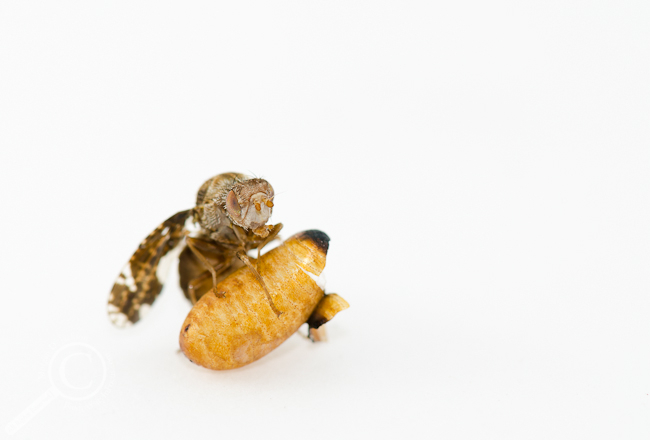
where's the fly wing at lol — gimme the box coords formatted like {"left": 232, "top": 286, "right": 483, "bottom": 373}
{"left": 108, "top": 210, "right": 191, "bottom": 327}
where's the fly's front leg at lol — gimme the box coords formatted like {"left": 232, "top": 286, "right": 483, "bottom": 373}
{"left": 230, "top": 224, "right": 249, "bottom": 248}
{"left": 186, "top": 237, "right": 227, "bottom": 299}
{"left": 256, "top": 223, "right": 283, "bottom": 269}
{"left": 236, "top": 251, "right": 282, "bottom": 318}
{"left": 230, "top": 223, "right": 282, "bottom": 317}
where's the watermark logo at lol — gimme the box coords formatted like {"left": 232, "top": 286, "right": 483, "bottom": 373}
{"left": 5, "top": 342, "right": 111, "bottom": 436}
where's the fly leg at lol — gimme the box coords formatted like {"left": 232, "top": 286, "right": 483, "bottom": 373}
{"left": 236, "top": 251, "right": 282, "bottom": 318}
{"left": 186, "top": 237, "right": 228, "bottom": 300}
{"left": 256, "top": 223, "right": 283, "bottom": 269}
{"left": 229, "top": 223, "right": 282, "bottom": 317}
{"left": 187, "top": 271, "right": 223, "bottom": 304}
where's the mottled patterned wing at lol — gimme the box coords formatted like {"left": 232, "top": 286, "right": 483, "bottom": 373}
{"left": 108, "top": 210, "right": 192, "bottom": 327}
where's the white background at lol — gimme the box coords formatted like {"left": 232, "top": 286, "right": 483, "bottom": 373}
{"left": 1, "top": 1, "right": 649, "bottom": 439}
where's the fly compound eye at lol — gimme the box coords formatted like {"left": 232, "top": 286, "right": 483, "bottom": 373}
{"left": 226, "top": 190, "right": 242, "bottom": 219}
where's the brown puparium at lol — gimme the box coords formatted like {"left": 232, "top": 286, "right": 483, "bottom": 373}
{"left": 179, "top": 230, "right": 349, "bottom": 370}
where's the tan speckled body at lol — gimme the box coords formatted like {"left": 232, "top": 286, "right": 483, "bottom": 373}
{"left": 179, "top": 231, "right": 330, "bottom": 370}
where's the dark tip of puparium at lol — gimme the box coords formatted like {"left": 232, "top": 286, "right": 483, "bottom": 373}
{"left": 297, "top": 230, "right": 330, "bottom": 253}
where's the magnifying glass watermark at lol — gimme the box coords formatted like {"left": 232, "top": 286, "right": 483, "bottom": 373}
{"left": 5, "top": 342, "right": 110, "bottom": 436}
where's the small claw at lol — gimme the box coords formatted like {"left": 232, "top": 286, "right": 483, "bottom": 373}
{"left": 212, "top": 288, "right": 225, "bottom": 298}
